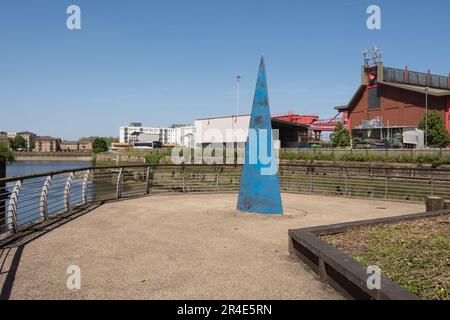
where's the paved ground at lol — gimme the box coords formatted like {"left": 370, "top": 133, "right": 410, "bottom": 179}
{"left": 0, "top": 193, "right": 424, "bottom": 300}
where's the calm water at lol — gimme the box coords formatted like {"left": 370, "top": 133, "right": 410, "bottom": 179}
{"left": 6, "top": 160, "right": 92, "bottom": 178}
{"left": 2, "top": 161, "right": 93, "bottom": 228}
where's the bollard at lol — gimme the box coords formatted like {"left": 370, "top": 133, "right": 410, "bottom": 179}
{"left": 425, "top": 196, "right": 444, "bottom": 212}
{"left": 443, "top": 200, "right": 450, "bottom": 210}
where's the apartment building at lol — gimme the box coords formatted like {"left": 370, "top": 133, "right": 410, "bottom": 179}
{"left": 119, "top": 123, "right": 175, "bottom": 145}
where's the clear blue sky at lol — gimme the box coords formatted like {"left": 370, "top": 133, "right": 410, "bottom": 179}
{"left": 1, "top": 0, "right": 449, "bottom": 140}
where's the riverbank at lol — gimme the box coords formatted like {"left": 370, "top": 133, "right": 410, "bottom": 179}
{"left": 14, "top": 156, "right": 92, "bottom": 161}
{"left": 94, "top": 150, "right": 450, "bottom": 170}
{"left": 13, "top": 151, "right": 93, "bottom": 162}
{"left": 6, "top": 160, "right": 92, "bottom": 178}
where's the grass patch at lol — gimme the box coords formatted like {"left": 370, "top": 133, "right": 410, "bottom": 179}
{"left": 322, "top": 215, "right": 450, "bottom": 300}
{"left": 280, "top": 149, "right": 450, "bottom": 167}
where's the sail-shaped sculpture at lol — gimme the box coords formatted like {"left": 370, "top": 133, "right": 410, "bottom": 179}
{"left": 237, "top": 57, "right": 283, "bottom": 214}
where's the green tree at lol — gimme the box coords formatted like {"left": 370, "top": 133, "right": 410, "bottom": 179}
{"left": 418, "top": 111, "right": 449, "bottom": 148}
{"left": 81, "top": 136, "right": 118, "bottom": 147}
{"left": 331, "top": 123, "right": 351, "bottom": 148}
{"left": 0, "top": 141, "right": 15, "bottom": 163}
{"left": 9, "top": 135, "right": 27, "bottom": 151}
{"left": 92, "top": 137, "right": 109, "bottom": 153}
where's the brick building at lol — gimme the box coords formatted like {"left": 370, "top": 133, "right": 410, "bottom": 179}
{"left": 60, "top": 141, "right": 79, "bottom": 151}
{"left": 78, "top": 139, "right": 93, "bottom": 152}
{"left": 60, "top": 139, "right": 93, "bottom": 152}
{"left": 34, "top": 136, "right": 61, "bottom": 152}
{"left": 337, "top": 62, "right": 450, "bottom": 145}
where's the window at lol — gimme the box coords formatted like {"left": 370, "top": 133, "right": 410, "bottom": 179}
{"left": 368, "top": 87, "right": 380, "bottom": 109}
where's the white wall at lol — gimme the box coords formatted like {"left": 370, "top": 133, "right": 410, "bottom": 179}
{"left": 174, "top": 125, "right": 195, "bottom": 147}
{"left": 194, "top": 115, "right": 250, "bottom": 146}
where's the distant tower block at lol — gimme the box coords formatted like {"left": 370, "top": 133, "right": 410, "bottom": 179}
{"left": 237, "top": 57, "right": 284, "bottom": 214}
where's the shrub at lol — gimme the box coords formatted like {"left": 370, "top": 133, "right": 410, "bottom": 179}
{"left": 331, "top": 123, "right": 351, "bottom": 148}
{"left": 145, "top": 150, "right": 171, "bottom": 165}
{"left": 418, "top": 111, "right": 450, "bottom": 148}
{"left": 0, "top": 142, "right": 14, "bottom": 163}
{"left": 92, "top": 137, "right": 109, "bottom": 153}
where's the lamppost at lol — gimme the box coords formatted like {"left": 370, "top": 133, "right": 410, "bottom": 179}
{"left": 425, "top": 87, "right": 429, "bottom": 149}
{"left": 236, "top": 75, "right": 242, "bottom": 116}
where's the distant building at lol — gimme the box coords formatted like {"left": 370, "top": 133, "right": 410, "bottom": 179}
{"left": 129, "top": 132, "right": 162, "bottom": 149}
{"left": 60, "top": 141, "right": 79, "bottom": 152}
{"left": 194, "top": 114, "right": 308, "bottom": 148}
{"left": 59, "top": 139, "right": 93, "bottom": 152}
{"left": 137, "top": 133, "right": 161, "bottom": 143}
{"left": 0, "top": 132, "right": 7, "bottom": 141}
{"left": 6, "top": 132, "right": 17, "bottom": 139}
{"left": 336, "top": 61, "right": 450, "bottom": 146}
{"left": 0, "top": 131, "right": 36, "bottom": 150}
{"left": 18, "top": 131, "right": 37, "bottom": 150}
{"left": 78, "top": 139, "right": 93, "bottom": 152}
{"left": 119, "top": 123, "right": 175, "bottom": 145}
{"left": 34, "top": 136, "right": 61, "bottom": 152}
{"left": 173, "top": 124, "right": 196, "bottom": 148}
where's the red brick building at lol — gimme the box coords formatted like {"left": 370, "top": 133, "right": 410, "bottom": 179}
{"left": 337, "top": 62, "right": 450, "bottom": 144}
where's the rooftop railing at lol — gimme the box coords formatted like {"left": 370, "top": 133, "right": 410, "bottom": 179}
{"left": 383, "top": 67, "right": 449, "bottom": 90}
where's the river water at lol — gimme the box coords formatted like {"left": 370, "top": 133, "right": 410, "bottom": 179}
{"left": 6, "top": 160, "right": 92, "bottom": 178}
{"left": 2, "top": 161, "right": 93, "bottom": 228}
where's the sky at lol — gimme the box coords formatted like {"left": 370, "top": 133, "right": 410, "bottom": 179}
{"left": 0, "top": 0, "right": 449, "bottom": 140}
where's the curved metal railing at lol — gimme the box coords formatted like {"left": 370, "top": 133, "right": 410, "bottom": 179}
{"left": 1, "top": 163, "right": 450, "bottom": 241}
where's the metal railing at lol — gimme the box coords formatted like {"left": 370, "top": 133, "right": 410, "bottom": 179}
{"left": 282, "top": 148, "right": 450, "bottom": 156}
{"left": 1, "top": 164, "right": 449, "bottom": 240}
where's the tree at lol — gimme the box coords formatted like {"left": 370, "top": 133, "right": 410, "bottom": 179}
{"left": 0, "top": 141, "right": 14, "bottom": 163}
{"left": 9, "top": 135, "right": 27, "bottom": 151}
{"left": 418, "top": 111, "right": 449, "bottom": 148}
{"left": 81, "top": 136, "right": 118, "bottom": 147}
{"left": 92, "top": 137, "right": 109, "bottom": 153}
{"left": 331, "top": 123, "right": 351, "bottom": 148}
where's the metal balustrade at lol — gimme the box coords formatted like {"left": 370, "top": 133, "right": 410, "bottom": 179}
{"left": 1, "top": 164, "right": 450, "bottom": 241}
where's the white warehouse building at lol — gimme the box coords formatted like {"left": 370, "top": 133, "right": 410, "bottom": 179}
{"left": 194, "top": 115, "right": 250, "bottom": 147}
{"left": 194, "top": 114, "right": 308, "bottom": 148}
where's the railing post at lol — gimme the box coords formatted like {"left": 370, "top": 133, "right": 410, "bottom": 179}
{"left": 145, "top": 166, "right": 153, "bottom": 195}
{"left": 308, "top": 165, "right": 314, "bottom": 193}
{"left": 116, "top": 168, "right": 123, "bottom": 199}
{"left": 430, "top": 171, "right": 435, "bottom": 196}
{"left": 182, "top": 164, "right": 186, "bottom": 193}
{"left": 384, "top": 168, "right": 388, "bottom": 199}
{"left": 82, "top": 169, "right": 90, "bottom": 205}
{"left": 40, "top": 175, "right": 52, "bottom": 220}
{"left": 344, "top": 167, "right": 349, "bottom": 196}
{"left": 7, "top": 180, "right": 22, "bottom": 233}
{"left": 216, "top": 165, "right": 220, "bottom": 192}
{"left": 64, "top": 172, "right": 74, "bottom": 212}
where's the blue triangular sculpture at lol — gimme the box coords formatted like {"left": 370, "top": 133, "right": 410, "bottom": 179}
{"left": 237, "top": 57, "right": 284, "bottom": 214}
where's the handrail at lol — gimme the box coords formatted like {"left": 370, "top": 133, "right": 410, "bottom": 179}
{"left": 3, "top": 162, "right": 450, "bottom": 184}
{"left": 1, "top": 163, "right": 450, "bottom": 241}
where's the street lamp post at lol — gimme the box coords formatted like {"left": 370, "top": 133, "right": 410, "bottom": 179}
{"left": 425, "top": 87, "right": 429, "bottom": 149}
{"left": 236, "top": 75, "right": 242, "bottom": 116}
